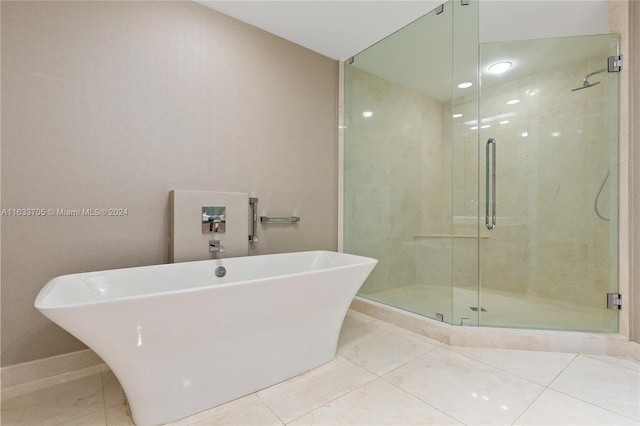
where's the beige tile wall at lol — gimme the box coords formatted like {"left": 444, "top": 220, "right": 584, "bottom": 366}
{"left": 477, "top": 54, "right": 618, "bottom": 311}
{"left": 0, "top": 1, "right": 338, "bottom": 366}
{"left": 343, "top": 67, "right": 444, "bottom": 295}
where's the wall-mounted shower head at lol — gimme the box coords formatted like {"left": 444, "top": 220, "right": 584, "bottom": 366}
{"left": 571, "top": 80, "right": 601, "bottom": 91}
{"left": 571, "top": 67, "right": 607, "bottom": 92}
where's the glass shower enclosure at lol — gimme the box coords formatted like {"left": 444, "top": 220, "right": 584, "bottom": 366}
{"left": 343, "top": 0, "right": 619, "bottom": 332}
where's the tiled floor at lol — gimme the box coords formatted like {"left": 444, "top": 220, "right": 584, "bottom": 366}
{"left": 2, "top": 311, "right": 639, "bottom": 425}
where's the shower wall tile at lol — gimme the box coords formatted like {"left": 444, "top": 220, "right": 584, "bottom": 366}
{"left": 469, "top": 53, "right": 617, "bottom": 313}
{"left": 347, "top": 43, "right": 617, "bottom": 328}
{"left": 345, "top": 67, "right": 444, "bottom": 296}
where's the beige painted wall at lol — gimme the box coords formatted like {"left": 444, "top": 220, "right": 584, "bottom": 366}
{"left": 1, "top": 1, "right": 338, "bottom": 366}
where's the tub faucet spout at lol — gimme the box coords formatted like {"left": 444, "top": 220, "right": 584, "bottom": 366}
{"left": 209, "top": 240, "right": 226, "bottom": 254}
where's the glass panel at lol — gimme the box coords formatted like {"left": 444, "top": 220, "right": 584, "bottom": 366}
{"left": 478, "top": 34, "right": 619, "bottom": 332}
{"left": 344, "top": 2, "right": 455, "bottom": 321}
{"left": 451, "top": 0, "right": 480, "bottom": 326}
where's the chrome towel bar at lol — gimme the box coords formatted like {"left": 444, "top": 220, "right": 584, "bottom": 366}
{"left": 249, "top": 197, "right": 259, "bottom": 243}
{"left": 260, "top": 216, "right": 300, "bottom": 223}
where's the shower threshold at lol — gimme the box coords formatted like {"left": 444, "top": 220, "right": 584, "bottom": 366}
{"left": 360, "top": 284, "right": 615, "bottom": 333}
{"left": 349, "top": 295, "right": 638, "bottom": 360}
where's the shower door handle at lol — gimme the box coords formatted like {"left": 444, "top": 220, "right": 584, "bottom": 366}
{"left": 485, "top": 138, "right": 496, "bottom": 230}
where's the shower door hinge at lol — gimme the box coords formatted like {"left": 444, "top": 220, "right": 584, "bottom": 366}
{"left": 607, "top": 293, "right": 622, "bottom": 309}
{"left": 436, "top": 4, "right": 444, "bottom": 14}
{"left": 608, "top": 55, "right": 623, "bottom": 72}
{"left": 461, "top": 0, "right": 470, "bottom": 5}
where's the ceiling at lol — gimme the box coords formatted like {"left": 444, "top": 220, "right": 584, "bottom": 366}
{"left": 196, "top": 1, "right": 610, "bottom": 103}
{"left": 196, "top": 1, "right": 609, "bottom": 62}
{"left": 197, "top": 1, "right": 445, "bottom": 60}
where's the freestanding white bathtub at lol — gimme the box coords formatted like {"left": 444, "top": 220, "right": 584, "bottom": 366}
{"left": 35, "top": 251, "right": 377, "bottom": 426}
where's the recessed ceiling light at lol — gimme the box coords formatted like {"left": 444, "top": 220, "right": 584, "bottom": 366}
{"left": 470, "top": 126, "right": 479, "bottom": 130}
{"left": 507, "top": 99, "right": 520, "bottom": 105}
{"left": 521, "top": 132, "right": 528, "bottom": 137}
{"left": 481, "top": 125, "right": 491, "bottom": 129}
{"left": 362, "top": 111, "right": 373, "bottom": 118}
{"left": 488, "top": 61, "right": 513, "bottom": 74}
{"left": 457, "top": 82, "right": 473, "bottom": 89}
{"left": 453, "top": 113, "right": 463, "bottom": 118}
{"left": 552, "top": 131, "right": 561, "bottom": 137}
{"left": 499, "top": 120, "right": 510, "bottom": 124}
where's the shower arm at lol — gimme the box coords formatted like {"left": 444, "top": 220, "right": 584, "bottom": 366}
{"left": 582, "top": 68, "right": 607, "bottom": 84}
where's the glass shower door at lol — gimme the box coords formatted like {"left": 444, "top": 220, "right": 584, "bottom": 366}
{"left": 344, "top": 1, "right": 458, "bottom": 322}
{"left": 477, "top": 34, "right": 620, "bottom": 332}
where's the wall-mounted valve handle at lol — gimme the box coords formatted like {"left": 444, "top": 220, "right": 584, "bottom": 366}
{"left": 202, "top": 207, "right": 226, "bottom": 233}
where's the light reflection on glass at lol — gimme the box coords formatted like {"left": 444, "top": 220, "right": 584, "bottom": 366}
{"left": 488, "top": 61, "right": 513, "bottom": 74}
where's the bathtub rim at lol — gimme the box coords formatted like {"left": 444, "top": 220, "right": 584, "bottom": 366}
{"left": 34, "top": 250, "right": 378, "bottom": 310}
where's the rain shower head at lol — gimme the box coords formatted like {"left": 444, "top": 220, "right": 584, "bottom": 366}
{"left": 571, "top": 80, "right": 601, "bottom": 91}
{"left": 571, "top": 67, "right": 607, "bottom": 92}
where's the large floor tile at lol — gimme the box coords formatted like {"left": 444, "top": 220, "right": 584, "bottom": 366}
{"left": 448, "top": 346, "right": 576, "bottom": 385}
{"left": 167, "top": 394, "right": 282, "bottom": 426}
{"left": 582, "top": 354, "right": 640, "bottom": 372}
{"left": 338, "top": 321, "right": 438, "bottom": 375}
{"left": 290, "top": 378, "right": 462, "bottom": 425}
{"left": 1, "top": 374, "right": 104, "bottom": 426}
{"left": 383, "top": 348, "right": 545, "bottom": 425}
{"left": 101, "top": 371, "right": 126, "bottom": 409}
{"left": 341, "top": 310, "right": 377, "bottom": 334}
{"left": 105, "top": 404, "right": 134, "bottom": 426}
{"left": 257, "top": 356, "right": 376, "bottom": 423}
{"left": 514, "top": 388, "right": 638, "bottom": 425}
{"left": 550, "top": 355, "right": 640, "bottom": 421}
{"left": 55, "top": 409, "right": 106, "bottom": 426}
